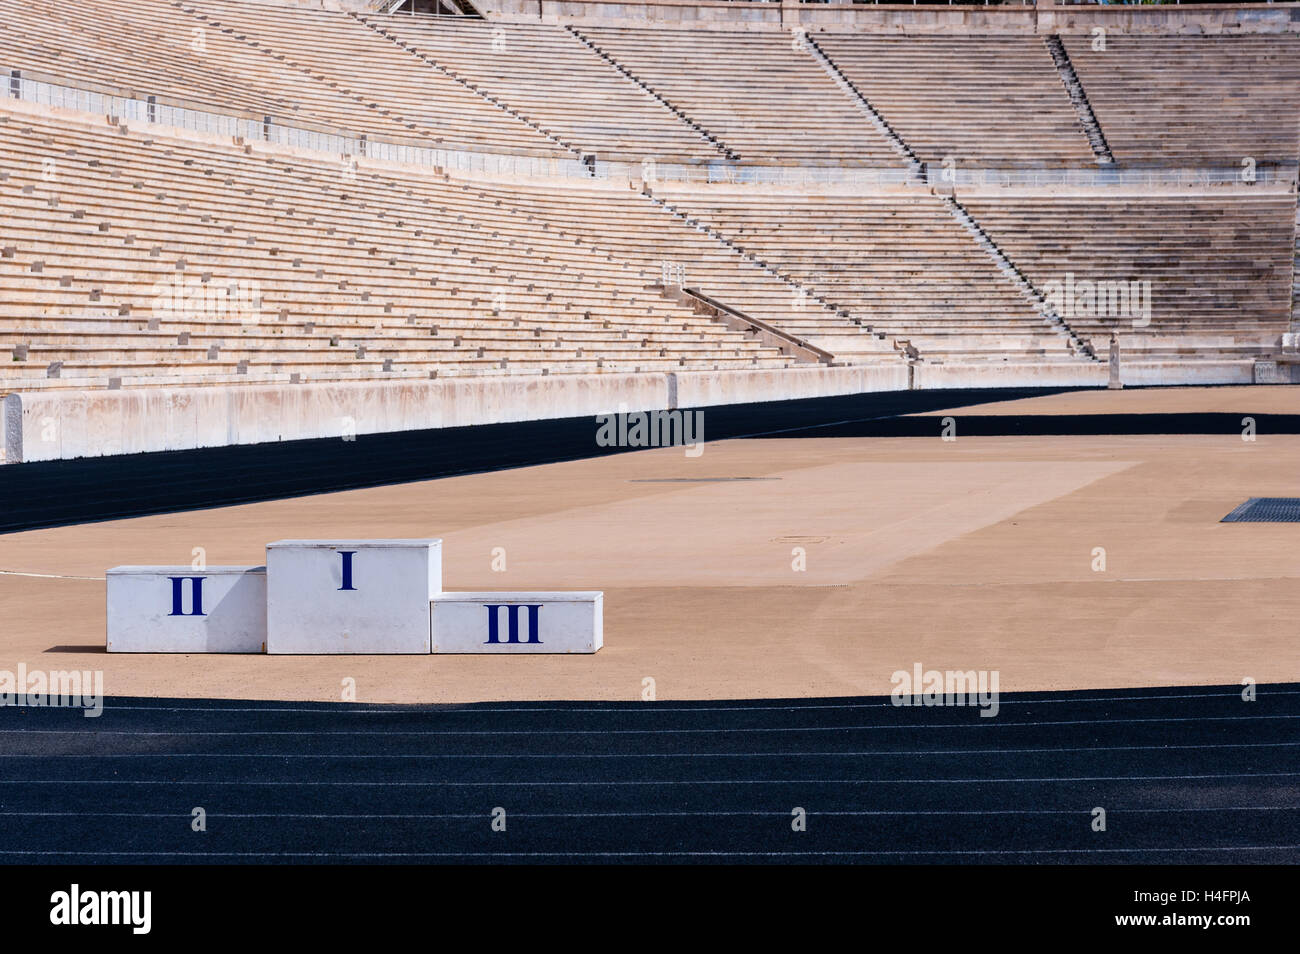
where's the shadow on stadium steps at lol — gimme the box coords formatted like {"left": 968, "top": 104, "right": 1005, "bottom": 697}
{"left": 1, "top": 386, "right": 1297, "bottom": 532}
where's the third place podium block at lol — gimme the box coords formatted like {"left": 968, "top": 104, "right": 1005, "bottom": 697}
{"left": 431, "top": 592, "right": 603, "bottom": 653}
{"left": 266, "top": 539, "right": 441, "bottom": 654}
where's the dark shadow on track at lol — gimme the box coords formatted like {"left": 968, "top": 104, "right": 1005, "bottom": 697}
{"left": 751, "top": 411, "right": 1300, "bottom": 440}
{"left": 0, "top": 682, "right": 1295, "bottom": 864}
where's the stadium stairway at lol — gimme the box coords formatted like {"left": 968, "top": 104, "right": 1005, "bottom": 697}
{"left": 650, "top": 186, "right": 1093, "bottom": 366}
{"left": 941, "top": 195, "right": 1095, "bottom": 360}
{"left": 809, "top": 33, "right": 1097, "bottom": 170}
{"left": 346, "top": 10, "right": 583, "bottom": 161}
{"left": 1061, "top": 33, "right": 1300, "bottom": 168}
{"left": 799, "top": 33, "right": 924, "bottom": 179}
{"left": 779, "top": 31, "right": 1294, "bottom": 364}
{"left": 1043, "top": 34, "right": 1114, "bottom": 166}
{"left": 963, "top": 194, "right": 1296, "bottom": 360}
{"left": 569, "top": 25, "right": 903, "bottom": 167}
{"left": 562, "top": 24, "right": 737, "bottom": 162}
{"left": 178, "top": 0, "right": 575, "bottom": 158}
{"left": 349, "top": 13, "right": 734, "bottom": 166}
{"left": 788, "top": 37, "right": 1093, "bottom": 364}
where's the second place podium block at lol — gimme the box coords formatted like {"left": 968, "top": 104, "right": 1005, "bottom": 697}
{"left": 106, "top": 566, "right": 267, "bottom": 653}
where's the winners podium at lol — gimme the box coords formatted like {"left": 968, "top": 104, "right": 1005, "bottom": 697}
{"left": 107, "top": 539, "right": 602, "bottom": 655}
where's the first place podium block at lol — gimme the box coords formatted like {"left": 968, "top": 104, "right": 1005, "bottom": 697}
{"left": 266, "top": 539, "right": 441, "bottom": 654}
{"left": 106, "top": 566, "right": 267, "bottom": 653}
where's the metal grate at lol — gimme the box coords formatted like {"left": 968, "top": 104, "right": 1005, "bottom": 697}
{"left": 1221, "top": 498, "right": 1300, "bottom": 523}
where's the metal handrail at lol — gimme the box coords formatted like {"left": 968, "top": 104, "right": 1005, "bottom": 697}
{"left": 677, "top": 287, "right": 838, "bottom": 364}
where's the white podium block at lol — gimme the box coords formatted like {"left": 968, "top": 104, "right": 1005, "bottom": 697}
{"left": 431, "top": 592, "right": 603, "bottom": 654}
{"left": 266, "top": 539, "right": 441, "bottom": 654}
{"left": 106, "top": 566, "right": 267, "bottom": 653}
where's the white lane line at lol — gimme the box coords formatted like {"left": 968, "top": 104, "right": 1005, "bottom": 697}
{"left": 2, "top": 713, "right": 1295, "bottom": 734}
{"left": 0, "top": 805, "right": 1289, "bottom": 821}
{"left": 3, "top": 740, "right": 1297, "bottom": 758}
{"left": 0, "top": 846, "right": 1296, "bottom": 858}
{"left": 0, "top": 806, "right": 1292, "bottom": 819}
{"left": 1, "top": 772, "right": 1296, "bottom": 785}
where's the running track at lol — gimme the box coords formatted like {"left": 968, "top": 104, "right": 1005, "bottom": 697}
{"left": 0, "top": 683, "right": 1296, "bottom": 863}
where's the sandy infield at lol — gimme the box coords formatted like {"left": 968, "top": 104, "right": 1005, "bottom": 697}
{"left": 1, "top": 386, "right": 1297, "bottom": 703}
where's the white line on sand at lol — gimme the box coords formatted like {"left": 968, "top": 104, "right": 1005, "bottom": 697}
{"left": 0, "top": 569, "right": 103, "bottom": 581}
